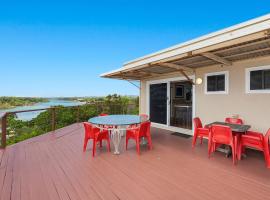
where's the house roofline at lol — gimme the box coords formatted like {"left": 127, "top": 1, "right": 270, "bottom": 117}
{"left": 101, "top": 13, "right": 270, "bottom": 78}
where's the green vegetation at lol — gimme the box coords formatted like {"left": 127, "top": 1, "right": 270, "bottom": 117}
{"left": 0, "top": 97, "right": 48, "bottom": 109}
{"left": 3, "top": 94, "right": 139, "bottom": 146}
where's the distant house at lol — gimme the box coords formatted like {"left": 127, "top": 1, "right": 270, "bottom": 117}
{"left": 102, "top": 14, "right": 270, "bottom": 135}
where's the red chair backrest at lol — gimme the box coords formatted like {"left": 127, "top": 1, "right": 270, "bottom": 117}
{"left": 83, "top": 122, "right": 95, "bottom": 139}
{"left": 139, "top": 121, "right": 151, "bottom": 138}
{"left": 210, "top": 125, "right": 233, "bottom": 144}
{"left": 225, "top": 117, "right": 243, "bottom": 125}
{"left": 99, "top": 113, "right": 108, "bottom": 116}
{"left": 193, "top": 117, "right": 203, "bottom": 129}
{"left": 140, "top": 114, "right": 149, "bottom": 121}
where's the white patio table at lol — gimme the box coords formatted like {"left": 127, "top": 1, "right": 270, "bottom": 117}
{"left": 89, "top": 115, "right": 146, "bottom": 155}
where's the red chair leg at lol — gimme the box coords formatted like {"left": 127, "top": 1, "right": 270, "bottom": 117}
{"left": 136, "top": 138, "right": 140, "bottom": 155}
{"left": 147, "top": 136, "right": 153, "bottom": 150}
{"left": 100, "top": 141, "right": 103, "bottom": 148}
{"left": 83, "top": 138, "right": 88, "bottom": 152}
{"left": 231, "top": 144, "right": 236, "bottom": 165}
{"left": 263, "top": 149, "right": 270, "bottom": 168}
{"left": 267, "top": 157, "right": 270, "bottom": 169}
{"left": 200, "top": 137, "right": 203, "bottom": 145}
{"left": 92, "top": 140, "right": 96, "bottom": 157}
{"left": 126, "top": 137, "right": 129, "bottom": 150}
{"left": 192, "top": 134, "right": 198, "bottom": 148}
{"left": 212, "top": 142, "right": 216, "bottom": 153}
{"left": 231, "top": 137, "right": 237, "bottom": 165}
{"left": 237, "top": 142, "right": 242, "bottom": 160}
{"left": 208, "top": 141, "right": 212, "bottom": 158}
{"left": 107, "top": 139, "right": 111, "bottom": 152}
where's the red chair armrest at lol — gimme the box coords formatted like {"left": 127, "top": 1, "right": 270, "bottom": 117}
{"left": 242, "top": 134, "right": 263, "bottom": 141}
{"left": 197, "top": 128, "right": 209, "bottom": 136}
{"left": 198, "top": 128, "right": 209, "bottom": 133}
{"left": 198, "top": 127, "right": 209, "bottom": 131}
{"left": 127, "top": 126, "right": 140, "bottom": 131}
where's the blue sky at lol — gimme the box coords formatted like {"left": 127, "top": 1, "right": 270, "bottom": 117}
{"left": 0, "top": 0, "right": 269, "bottom": 97}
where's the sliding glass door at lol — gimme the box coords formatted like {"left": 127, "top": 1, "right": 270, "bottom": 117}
{"left": 149, "top": 83, "right": 167, "bottom": 125}
{"left": 148, "top": 78, "right": 194, "bottom": 133}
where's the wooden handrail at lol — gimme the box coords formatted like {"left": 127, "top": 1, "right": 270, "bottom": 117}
{"left": 4, "top": 105, "right": 81, "bottom": 115}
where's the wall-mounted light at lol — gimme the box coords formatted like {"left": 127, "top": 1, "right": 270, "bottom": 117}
{"left": 195, "top": 78, "right": 203, "bottom": 85}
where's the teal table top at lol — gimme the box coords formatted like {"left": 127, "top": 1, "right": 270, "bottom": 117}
{"left": 89, "top": 115, "right": 144, "bottom": 126}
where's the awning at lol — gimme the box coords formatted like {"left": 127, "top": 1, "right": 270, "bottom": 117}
{"left": 101, "top": 14, "right": 270, "bottom": 81}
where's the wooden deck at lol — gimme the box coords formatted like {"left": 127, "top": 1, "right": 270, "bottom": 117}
{"left": 0, "top": 123, "right": 269, "bottom": 200}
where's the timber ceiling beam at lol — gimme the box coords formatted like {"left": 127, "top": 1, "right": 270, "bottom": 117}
{"left": 132, "top": 70, "right": 160, "bottom": 77}
{"left": 154, "top": 63, "right": 194, "bottom": 72}
{"left": 119, "top": 72, "right": 142, "bottom": 80}
{"left": 148, "top": 62, "right": 195, "bottom": 84}
{"left": 201, "top": 52, "right": 232, "bottom": 66}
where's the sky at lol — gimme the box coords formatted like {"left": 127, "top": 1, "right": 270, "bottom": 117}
{"left": 0, "top": 0, "right": 270, "bottom": 97}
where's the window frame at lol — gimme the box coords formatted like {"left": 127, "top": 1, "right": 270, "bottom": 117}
{"left": 204, "top": 71, "right": 229, "bottom": 95}
{"left": 245, "top": 65, "right": 270, "bottom": 94}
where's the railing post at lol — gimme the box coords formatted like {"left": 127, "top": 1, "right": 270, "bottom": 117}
{"left": 1, "top": 114, "right": 7, "bottom": 148}
{"left": 51, "top": 107, "right": 56, "bottom": 131}
{"left": 76, "top": 106, "right": 80, "bottom": 123}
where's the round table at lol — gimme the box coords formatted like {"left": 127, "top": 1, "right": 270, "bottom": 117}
{"left": 89, "top": 115, "right": 146, "bottom": 155}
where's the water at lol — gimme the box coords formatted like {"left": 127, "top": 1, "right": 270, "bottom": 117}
{"left": 0, "top": 99, "right": 85, "bottom": 121}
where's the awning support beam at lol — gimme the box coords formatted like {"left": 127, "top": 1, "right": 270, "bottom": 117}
{"left": 126, "top": 80, "right": 140, "bottom": 89}
{"left": 120, "top": 72, "right": 141, "bottom": 89}
{"left": 178, "top": 70, "right": 195, "bottom": 85}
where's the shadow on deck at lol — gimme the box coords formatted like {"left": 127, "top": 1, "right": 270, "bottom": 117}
{"left": 0, "top": 123, "right": 269, "bottom": 200}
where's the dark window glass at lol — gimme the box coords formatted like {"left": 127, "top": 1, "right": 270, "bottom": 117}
{"left": 216, "top": 75, "right": 225, "bottom": 91}
{"left": 250, "top": 69, "right": 270, "bottom": 90}
{"left": 264, "top": 70, "right": 270, "bottom": 89}
{"left": 207, "top": 74, "right": 225, "bottom": 92}
{"left": 250, "top": 70, "right": 263, "bottom": 90}
{"left": 150, "top": 83, "right": 167, "bottom": 124}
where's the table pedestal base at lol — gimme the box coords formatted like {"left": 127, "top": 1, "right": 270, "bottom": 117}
{"left": 111, "top": 129, "right": 122, "bottom": 155}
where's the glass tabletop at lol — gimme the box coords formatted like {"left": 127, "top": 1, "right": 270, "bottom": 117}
{"left": 89, "top": 115, "right": 145, "bottom": 126}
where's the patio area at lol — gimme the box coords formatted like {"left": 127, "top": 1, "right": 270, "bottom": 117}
{"left": 0, "top": 123, "right": 269, "bottom": 200}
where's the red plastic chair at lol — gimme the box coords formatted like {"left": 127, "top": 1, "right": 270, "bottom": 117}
{"left": 225, "top": 117, "right": 244, "bottom": 157}
{"left": 126, "top": 121, "right": 152, "bottom": 155}
{"left": 208, "top": 125, "right": 237, "bottom": 165}
{"left": 264, "top": 130, "right": 270, "bottom": 168}
{"left": 140, "top": 114, "right": 149, "bottom": 121}
{"left": 225, "top": 117, "right": 244, "bottom": 125}
{"left": 99, "top": 113, "right": 108, "bottom": 116}
{"left": 192, "top": 117, "right": 209, "bottom": 148}
{"left": 238, "top": 129, "right": 270, "bottom": 168}
{"left": 129, "top": 114, "right": 149, "bottom": 129}
{"left": 99, "top": 113, "right": 113, "bottom": 129}
{"left": 83, "top": 122, "right": 111, "bottom": 157}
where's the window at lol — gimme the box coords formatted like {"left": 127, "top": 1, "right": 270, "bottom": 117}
{"left": 246, "top": 66, "right": 270, "bottom": 93}
{"left": 175, "top": 85, "right": 184, "bottom": 98}
{"left": 205, "top": 71, "right": 228, "bottom": 94}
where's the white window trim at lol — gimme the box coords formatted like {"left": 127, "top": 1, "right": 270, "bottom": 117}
{"left": 204, "top": 71, "right": 229, "bottom": 95}
{"left": 245, "top": 65, "right": 270, "bottom": 94}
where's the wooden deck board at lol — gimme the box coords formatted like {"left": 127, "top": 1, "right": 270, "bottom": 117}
{"left": 0, "top": 123, "right": 269, "bottom": 200}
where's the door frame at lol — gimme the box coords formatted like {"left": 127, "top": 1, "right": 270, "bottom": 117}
{"left": 146, "top": 75, "right": 195, "bottom": 135}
